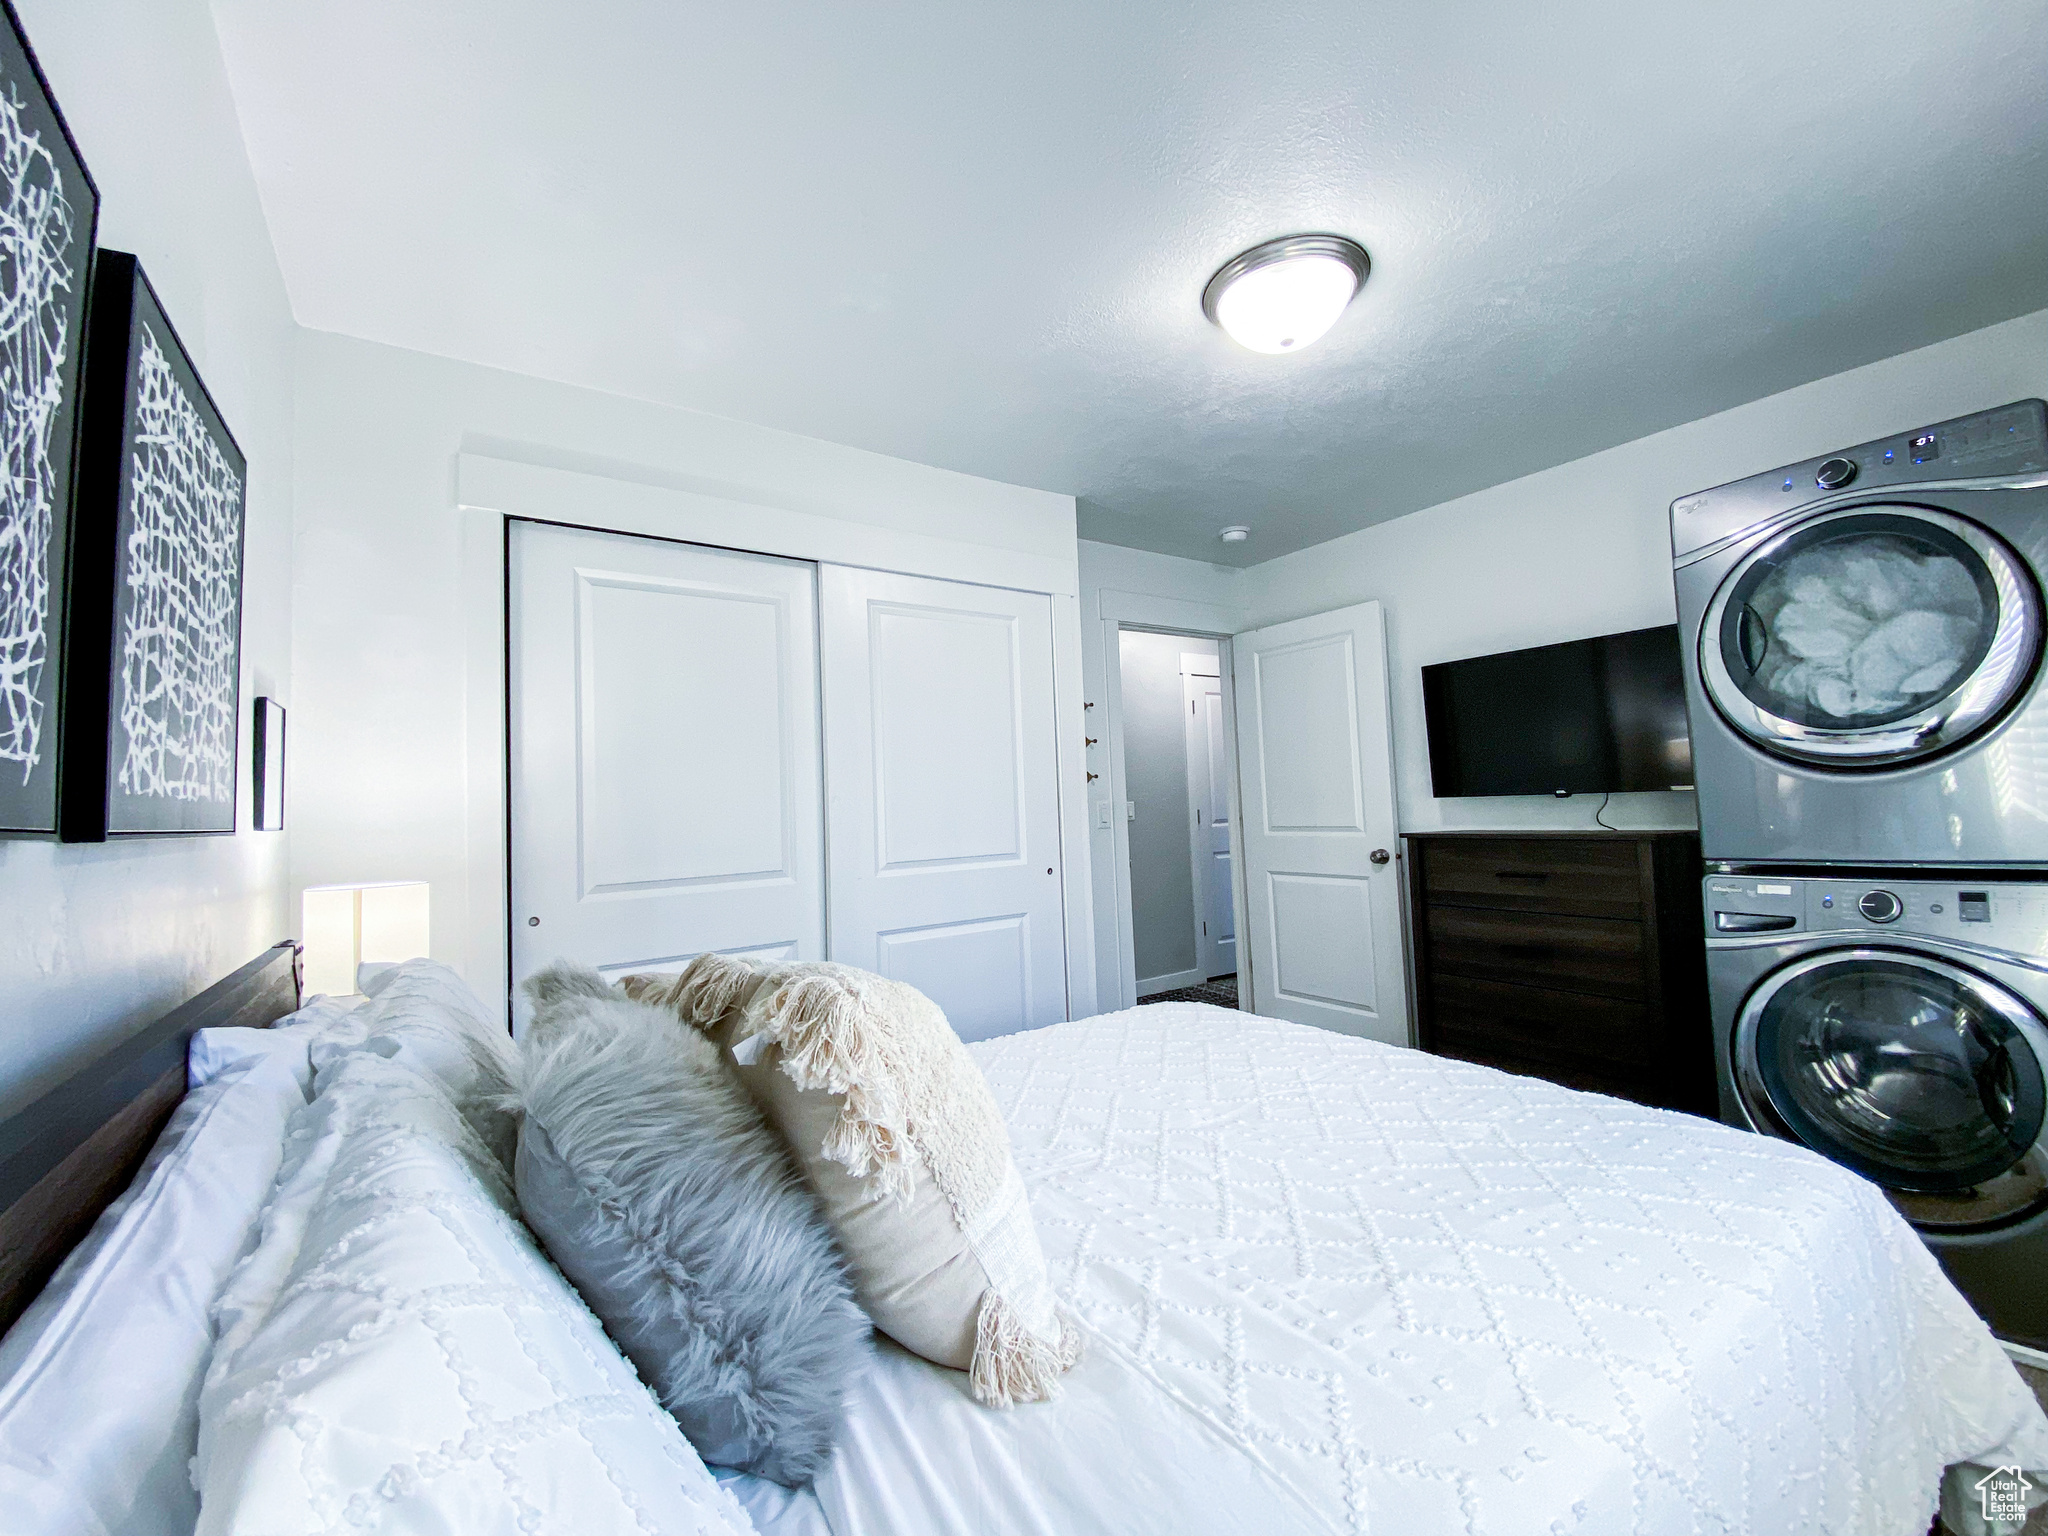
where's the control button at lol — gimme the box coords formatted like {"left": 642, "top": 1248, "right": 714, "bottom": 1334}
{"left": 1930, "top": 902, "right": 1944, "bottom": 914}
{"left": 1821, "top": 894, "right": 1835, "bottom": 908}
{"left": 1883, "top": 449, "right": 1896, "bottom": 464}
{"left": 1858, "top": 889, "right": 1903, "bottom": 923}
{"left": 1960, "top": 891, "right": 1992, "bottom": 923}
{"left": 1715, "top": 911, "right": 1798, "bottom": 933}
{"left": 1816, "top": 457, "right": 1859, "bottom": 490}
{"left": 1782, "top": 477, "right": 1795, "bottom": 492}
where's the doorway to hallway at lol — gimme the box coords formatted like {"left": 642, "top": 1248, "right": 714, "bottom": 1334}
{"left": 1115, "top": 630, "right": 1239, "bottom": 1005}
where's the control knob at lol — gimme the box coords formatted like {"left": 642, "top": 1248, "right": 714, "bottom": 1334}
{"left": 1816, "top": 457, "right": 1858, "bottom": 490}
{"left": 1857, "top": 889, "right": 1903, "bottom": 923}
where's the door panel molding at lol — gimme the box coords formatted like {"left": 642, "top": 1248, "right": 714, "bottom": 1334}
{"left": 572, "top": 571, "right": 795, "bottom": 893}
{"left": 595, "top": 939, "right": 799, "bottom": 982}
{"left": 1183, "top": 662, "right": 1234, "bottom": 981}
{"left": 868, "top": 601, "right": 1026, "bottom": 870}
{"left": 1266, "top": 871, "right": 1379, "bottom": 1013}
{"left": 877, "top": 913, "right": 1032, "bottom": 1041}
{"left": 1251, "top": 633, "right": 1366, "bottom": 834}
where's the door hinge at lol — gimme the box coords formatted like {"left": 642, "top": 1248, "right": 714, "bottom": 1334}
{"left": 1202, "top": 922, "right": 1207, "bottom": 935}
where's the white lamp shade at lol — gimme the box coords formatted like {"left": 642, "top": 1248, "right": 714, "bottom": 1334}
{"left": 301, "top": 881, "right": 430, "bottom": 996}
{"left": 1211, "top": 252, "right": 1360, "bottom": 355}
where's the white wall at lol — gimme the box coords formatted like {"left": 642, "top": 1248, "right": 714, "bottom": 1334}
{"left": 1238, "top": 308, "right": 2048, "bottom": 838}
{"left": 1118, "top": 630, "right": 1221, "bottom": 990}
{"left": 0, "top": 0, "right": 296, "bottom": 1116}
{"left": 290, "top": 330, "right": 1082, "bottom": 1013}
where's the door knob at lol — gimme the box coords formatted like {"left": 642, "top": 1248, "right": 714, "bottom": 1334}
{"left": 1369, "top": 848, "right": 1391, "bottom": 865}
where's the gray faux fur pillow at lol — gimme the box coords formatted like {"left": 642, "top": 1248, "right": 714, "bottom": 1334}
{"left": 513, "top": 963, "right": 869, "bottom": 1486}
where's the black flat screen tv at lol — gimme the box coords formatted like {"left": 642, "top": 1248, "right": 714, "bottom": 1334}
{"left": 1421, "top": 624, "right": 1692, "bottom": 798}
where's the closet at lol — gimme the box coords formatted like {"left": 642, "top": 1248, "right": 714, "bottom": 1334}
{"left": 508, "top": 520, "right": 1067, "bottom": 1040}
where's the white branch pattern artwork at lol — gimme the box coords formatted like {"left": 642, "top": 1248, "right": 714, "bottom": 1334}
{"left": 0, "top": 78, "right": 78, "bottom": 785}
{"left": 116, "top": 323, "right": 241, "bottom": 804}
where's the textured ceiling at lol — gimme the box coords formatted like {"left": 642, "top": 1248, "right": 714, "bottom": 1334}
{"left": 209, "top": 0, "right": 2047, "bottom": 565}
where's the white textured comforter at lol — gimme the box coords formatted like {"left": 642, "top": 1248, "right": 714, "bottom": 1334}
{"left": 194, "top": 974, "right": 753, "bottom": 1536}
{"left": 803, "top": 1003, "right": 2048, "bottom": 1536}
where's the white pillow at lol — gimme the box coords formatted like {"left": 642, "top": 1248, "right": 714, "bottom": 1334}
{"left": 187, "top": 995, "right": 368, "bottom": 1095}
{"left": 335, "top": 959, "right": 520, "bottom": 1168}
{"left": 0, "top": 1051, "right": 309, "bottom": 1536}
{"left": 196, "top": 1048, "right": 753, "bottom": 1536}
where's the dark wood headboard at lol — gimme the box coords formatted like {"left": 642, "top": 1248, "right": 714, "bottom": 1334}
{"left": 0, "top": 942, "right": 302, "bottom": 1336}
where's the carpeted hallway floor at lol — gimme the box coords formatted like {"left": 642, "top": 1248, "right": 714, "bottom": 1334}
{"left": 1137, "top": 973, "right": 1239, "bottom": 1009}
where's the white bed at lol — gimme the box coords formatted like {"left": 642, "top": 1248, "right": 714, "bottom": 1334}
{"left": 21, "top": 967, "right": 2039, "bottom": 1536}
{"left": 767, "top": 1002, "right": 2048, "bottom": 1536}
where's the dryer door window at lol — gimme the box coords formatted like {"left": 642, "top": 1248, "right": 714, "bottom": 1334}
{"left": 1735, "top": 950, "right": 2047, "bottom": 1219}
{"left": 1700, "top": 506, "right": 2040, "bottom": 767}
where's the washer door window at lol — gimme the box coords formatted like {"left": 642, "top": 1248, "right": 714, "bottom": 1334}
{"left": 1701, "top": 505, "right": 2040, "bottom": 766}
{"left": 1735, "top": 950, "right": 2047, "bottom": 1227}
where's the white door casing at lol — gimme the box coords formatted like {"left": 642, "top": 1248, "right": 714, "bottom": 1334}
{"left": 1182, "top": 655, "right": 1235, "bottom": 980}
{"left": 1231, "top": 601, "right": 1407, "bottom": 1042}
{"left": 820, "top": 566, "right": 1066, "bottom": 1042}
{"left": 508, "top": 522, "right": 824, "bottom": 1013}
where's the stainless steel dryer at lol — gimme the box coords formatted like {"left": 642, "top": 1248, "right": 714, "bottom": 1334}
{"left": 1672, "top": 399, "right": 2048, "bottom": 866}
{"left": 1705, "top": 871, "right": 2048, "bottom": 1348}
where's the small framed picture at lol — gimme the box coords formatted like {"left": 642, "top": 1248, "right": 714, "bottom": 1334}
{"left": 60, "top": 251, "right": 247, "bottom": 840}
{"left": 0, "top": 0, "right": 99, "bottom": 836}
{"left": 252, "top": 696, "right": 284, "bottom": 831}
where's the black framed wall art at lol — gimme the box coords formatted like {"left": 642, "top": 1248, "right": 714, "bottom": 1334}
{"left": 0, "top": 0, "right": 99, "bottom": 835}
{"left": 61, "top": 252, "right": 247, "bottom": 840}
{"left": 252, "top": 695, "right": 284, "bottom": 831}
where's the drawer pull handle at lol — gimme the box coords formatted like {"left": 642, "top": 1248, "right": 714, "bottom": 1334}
{"left": 1495, "top": 870, "right": 1550, "bottom": 881}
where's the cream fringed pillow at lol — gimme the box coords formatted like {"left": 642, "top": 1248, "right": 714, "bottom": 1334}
{"left": 625, "top": 955, "right": 1080, "bottom": 1407}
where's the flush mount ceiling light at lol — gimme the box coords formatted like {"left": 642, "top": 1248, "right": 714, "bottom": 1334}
{"left": 1219, "top": 525, "right": 1251, "bottom": 543}
{"left": 1202, "top": 234, "right": 1370, "bottom": 355}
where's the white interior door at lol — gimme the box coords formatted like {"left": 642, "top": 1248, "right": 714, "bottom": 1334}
{"left": 1181, "top": 656, "right": 1235, "bottom": 979}
{"left": 1231, "top": 601, "right": 1406, "bottom": 1042}
{"left": 820, "top": 566, "right": 1066, "bottom": 1041}
{"left": 509, "top": 522, "right": 824, "bottom": 1006}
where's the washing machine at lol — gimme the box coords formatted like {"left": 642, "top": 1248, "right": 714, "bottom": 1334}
{"left": 1705, "top": 870, "right": 2048, "bottom": 1348}
{"left": 1672, "top": 399, "right": 2048, "bottom": 867}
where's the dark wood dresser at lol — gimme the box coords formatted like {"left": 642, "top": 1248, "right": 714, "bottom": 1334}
{"left": 1406, "top": 831, "right": 1713, "bottom": 1114}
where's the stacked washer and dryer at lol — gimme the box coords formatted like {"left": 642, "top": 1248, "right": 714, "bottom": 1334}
{"left": 1671, "top": 399, "right": 2048, "bottom": 1352}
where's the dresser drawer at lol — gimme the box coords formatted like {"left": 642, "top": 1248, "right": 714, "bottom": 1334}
{"left": 1429, "top": 1034, "right": 1661, "bottom": 1105}
{"left": 1421, "top": 837, "right": 1643, "bottom": 919}
{"left": 1427, "top": 973, "right": 1660, "bottom": 1073}
{"left": 1425, "top": 903, "right": 1648, "bottom": 1000}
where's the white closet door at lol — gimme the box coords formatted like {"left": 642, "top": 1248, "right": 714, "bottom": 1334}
{"left": 820, "top": 567, "right": 1066, "bottom": 1041}
{"left": 509, "top": 522, "right": 824, "bottom": 1002}
{"left": 1231, "top": 601, "right": 1406, "bottom": 1042}
{"left": 1182, "top": 658, "right": 1235, "bottom": 979}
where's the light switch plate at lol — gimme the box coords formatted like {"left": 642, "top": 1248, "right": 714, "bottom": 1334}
{"left": 1094, "top": 802, "right": 1112, "bottom": 829}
